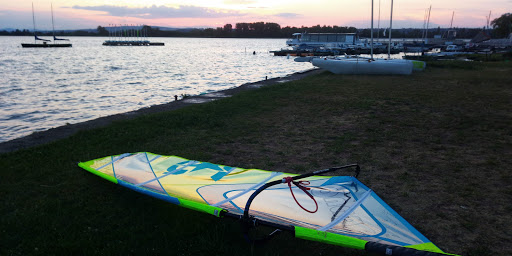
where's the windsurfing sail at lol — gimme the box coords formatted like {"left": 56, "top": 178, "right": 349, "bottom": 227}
{"left": 78, "top": 152, "right": 458, "bottom": 256}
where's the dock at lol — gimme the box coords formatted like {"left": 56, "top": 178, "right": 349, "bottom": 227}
{"left": 103, "top": 24, "right": 164, "bottom": 46}
{"left": 102, "top": 40, "right": 164, "bottom": 46}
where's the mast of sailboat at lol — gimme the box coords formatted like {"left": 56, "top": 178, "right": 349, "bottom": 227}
{"left": 387, "top": 0, "right": 393, "bottom": 58}
{"left": 371, "top": 0, "right": 374, "bottom": 60}
{"left": 486, "top": 11, "right": 492, "bottom": 30}
{"left": 32, "top": 2, "right": 36, "bottom": 43}
{"left": 50, "top": 4, "right": 69, "bottom": 42}
{"left": 450, "top": 11, "right": 454, "bottom": 29}
{"left": 377, "top": 0, "right": 380, "bottom": 40}
{"left": 422, "top": 9, "right": 427, "bottom": 40}
{"left": 51, "top": 3, "right": 55, "bottom": 40}
{"left": 425, "top": 5, "right": 431, "bottom": 41}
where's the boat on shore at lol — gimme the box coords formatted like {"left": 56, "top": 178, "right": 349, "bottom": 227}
{"left": 300, "top": 0, "right": 425, "bottom": 75}
{"left": 311, "top": 56, "right": 414, "bottom": 75}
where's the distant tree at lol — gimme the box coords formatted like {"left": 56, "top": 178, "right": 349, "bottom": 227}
{"left": 235, "top": 23, "right": 250, "bottom": 37}
{"left": 2, "top": 21, "right": 485, "bottom": 39}
{"left": 97, "top": 26, "right": 108, "bottom": 36}
{"left": 264, "top": 22, "right": 281, "bottom": 37}
{"left": 223, "top": 23, "right": 232, "bottom": 37}
{"left": 203, "top": 28, "right": 215, "bottom": 37}
{"left": 223, "top": 24, "right": 232, "bottom": 32}
{"left": 491, "top": 13, "right": 512, "bottom": 38}
{"left": 250, "top": 22, "right": 265, "bottom": 36}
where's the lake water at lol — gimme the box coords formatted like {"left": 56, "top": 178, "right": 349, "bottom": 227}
{"left": 0, "top": 36, "right": 312, "bottom": 143}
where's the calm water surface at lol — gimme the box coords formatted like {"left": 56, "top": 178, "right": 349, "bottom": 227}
{"left": 0, "top": 36, "right": 312, "bottom": 143}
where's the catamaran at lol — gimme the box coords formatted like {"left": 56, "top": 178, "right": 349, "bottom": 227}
{"left": 300, "top": 0, "right": 425, "bottom": 75}
{"left": 311, "top": 56, "right": 415, "bottom": 75}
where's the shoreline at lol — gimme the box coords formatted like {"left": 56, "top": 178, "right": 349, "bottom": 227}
{"left": 0, "top": 68, "right": 322, "bottom": 154}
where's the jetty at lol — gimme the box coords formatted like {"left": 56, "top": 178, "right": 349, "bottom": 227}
{"left": 103, "top": 24, "right": 164, "bottom": 46}
{"left": 102, "top": 41, "right": 164, "bottom": 46}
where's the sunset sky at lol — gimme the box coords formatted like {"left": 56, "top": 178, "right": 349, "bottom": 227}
{"left": 1, "top": 0, "right": 511, "bottom": 30}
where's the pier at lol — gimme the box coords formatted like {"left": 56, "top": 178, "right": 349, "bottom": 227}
{"left": 102, "top": 41, "right": 164, "bottom": 46}
{"left": 103, "top": 24, "right": 164, "bottom": 46}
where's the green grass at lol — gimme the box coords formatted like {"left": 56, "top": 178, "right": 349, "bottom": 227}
{"left": 1, "top": 61, "right": 511, "bottom": 255}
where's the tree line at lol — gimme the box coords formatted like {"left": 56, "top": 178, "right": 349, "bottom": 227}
{"left": 1, "top": 13, "right": 510, "bottom": 39}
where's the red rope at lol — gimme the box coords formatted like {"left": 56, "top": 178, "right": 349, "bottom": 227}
{"left": 283, "top": 177, "right": 318, "bottom": 213}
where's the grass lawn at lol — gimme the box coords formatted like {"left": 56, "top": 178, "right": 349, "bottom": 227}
{"left": 1, "top": 60, "right": 511, "bottom": 255}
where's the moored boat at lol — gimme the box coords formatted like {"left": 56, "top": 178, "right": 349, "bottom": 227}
{"left": 21, "top": 3, "right": 71, "bottom": 48}
{"left": 22, "top": 41, "right": 71, "bottom": 48}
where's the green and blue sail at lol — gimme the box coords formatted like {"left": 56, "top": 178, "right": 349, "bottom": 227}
{"left": 79, "top": 152, "right": 458, "bottom": 256}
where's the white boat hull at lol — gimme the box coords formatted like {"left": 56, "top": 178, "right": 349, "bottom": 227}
{"left": 312, "top": 57, "right": 414, "bottom": 75}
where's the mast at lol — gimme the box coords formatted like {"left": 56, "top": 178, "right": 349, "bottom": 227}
{"left": 422, "top": 8, "right": 427, "bottom": 40}
{"left": 486, "top": 11, "right": 492, "bottom": 30}
{"left": 425, "top": 5, "right": 431, "bottom": 41}
{"left": 370, "top": 0, "right": 374, "bottom": 60}
{"left": 450, "top": 11, "right": 454, "bottom": 29}
{"left": 387, "top": 0, "right": 393, "bottom": 58}
{"left": 51, "top": 3, "right": 55, "bottom": 39}
{"left": 377, "top": 0, "right": 380, "bottom": 40}
{"left": 32, "top": 2, "right": 36, "bottom": 43}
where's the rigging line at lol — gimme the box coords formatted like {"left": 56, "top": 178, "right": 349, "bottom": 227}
{"left": 319, "top": 189, "right": 372, "bottom": 231}
{"left": 284, "top": 177, "right": 318, "bottom": 213}
{"left": 212, "top": 172, "right": 282, "bottom": 207}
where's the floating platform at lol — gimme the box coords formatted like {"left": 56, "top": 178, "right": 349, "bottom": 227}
{"left": 21, "top": 43, "right": 72, "bottom": 48}
{"left": 102, "top": 40, "right": 164, "bottom": 46}
{"left": 271, "top": 48, "right": 401, "bottom": 56}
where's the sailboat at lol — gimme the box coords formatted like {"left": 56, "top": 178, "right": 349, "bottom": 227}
{"left": 21, "top": 3, "right": 71, "bottom": 48}
{"left": 302, "top": 0, "right": 424, "bottom": 75}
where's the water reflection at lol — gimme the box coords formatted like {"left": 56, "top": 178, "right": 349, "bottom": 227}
{"left": 0, "top": 36, "right": 312, "bottom": 142}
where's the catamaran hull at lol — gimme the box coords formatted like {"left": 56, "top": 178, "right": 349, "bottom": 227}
{"left": 312, "top": 58, "right": 413, "bottom": 75}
